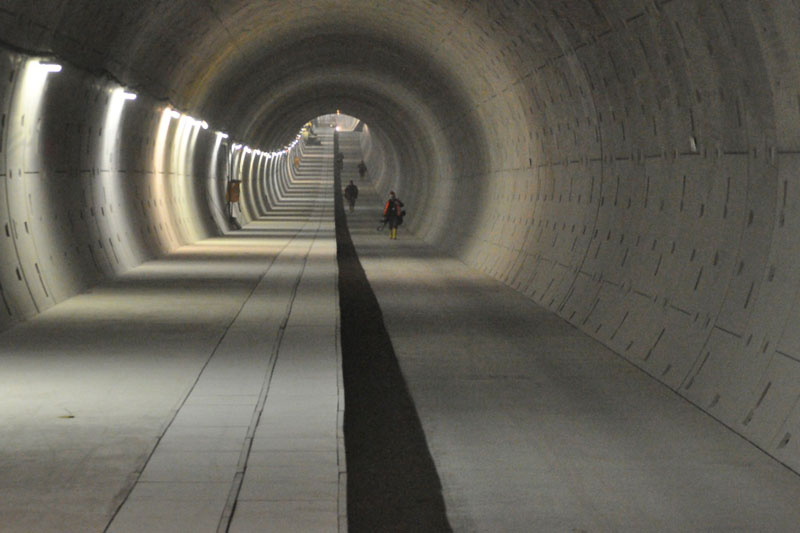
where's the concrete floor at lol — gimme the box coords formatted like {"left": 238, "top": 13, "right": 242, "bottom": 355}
{"left": 0, "top": 146, "right": 344, "bottom": 532}
{"left": 344, "top": 180, "right": 800, "bottom": 532}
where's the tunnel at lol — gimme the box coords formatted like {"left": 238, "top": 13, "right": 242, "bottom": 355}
{"left": 2, "top": 0, "right": 800, "bottom": 531}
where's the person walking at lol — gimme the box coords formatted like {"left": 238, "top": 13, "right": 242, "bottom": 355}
{"left": 383, "top": 190, "right": 405, "bottom": 240}
{"left": 344, "top": 180, "right": 359, "bottom": 213}
{"left": 358, "top": 160, "right": 367, "bottom": 179}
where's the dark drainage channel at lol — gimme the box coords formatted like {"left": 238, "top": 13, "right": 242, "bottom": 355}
{"left": 333, "top": 132, "right": 452, "bottom": 532}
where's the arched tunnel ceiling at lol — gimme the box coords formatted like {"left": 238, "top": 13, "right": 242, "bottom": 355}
{"left": 0, "top": 0, "right": 527, "bottom": 150}
{"left": 239, "top": 68, "right": 450, "bottom": 144}
{"left": 205, "top": 33, "right": 469, "bottom": 147}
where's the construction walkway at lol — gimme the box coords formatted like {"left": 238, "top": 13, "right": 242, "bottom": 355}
{"left": 0, "top": 135, "right": 345, "bottom": 532}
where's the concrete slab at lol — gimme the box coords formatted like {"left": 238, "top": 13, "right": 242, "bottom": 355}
{"left": 229, "top": 501, "right": 338, "bottom": 533}
{"left": 250, "top": 437, "right": 338, "bottom": 453}
{"left": 182, "top": 394, "right": 260, "bottom": 406}
{"left": 238, "top": 459, "right": 339, "bottom": 502}
{"left": 170, "top": 404, "right": 257, "bottom": 427}
{"left": 138, "top": 450, "right": 241, "bottom": 483}
{"left": 125, "top": 481, "right": 233, "bottom": 502}
{"left": 108, "top": 498, "right": 227, "bottom": 533}
{"left": 155, "top": 425, "right": 250, "bottom": 452}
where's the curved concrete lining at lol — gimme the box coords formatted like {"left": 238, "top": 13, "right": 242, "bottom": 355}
{"left": 0, "top": 1, "right": 799, "bottom": 476}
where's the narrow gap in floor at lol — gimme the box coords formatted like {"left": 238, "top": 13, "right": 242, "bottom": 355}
{"left": 333, "top": 132, "right": 452, "bottom": 532}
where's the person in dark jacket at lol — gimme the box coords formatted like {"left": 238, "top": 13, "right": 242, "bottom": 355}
{"left": 344, "top": 180, "right": 359, "bottom": 212}
{"left": 358, "top": 160, "right": 367, "bottom": 178}
{"left": 383, "top": 191, "right": 405, "bottom": 240}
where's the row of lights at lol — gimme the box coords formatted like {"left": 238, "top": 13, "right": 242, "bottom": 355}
{"left": 224, "top": 131, "right": 303, "bottom": 161}
{"left": 36, "top": 59, "right": 138, "bottom": 101}
{"left": 35, "top": 59, "right": 303, "bottom": 159}
{"left": 166, "top": 108, "right": 209, "bottom": 130}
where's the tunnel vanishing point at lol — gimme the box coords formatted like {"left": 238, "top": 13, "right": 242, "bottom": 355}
{"left": 2, "top": 0, "right": 800, "bottom": 531}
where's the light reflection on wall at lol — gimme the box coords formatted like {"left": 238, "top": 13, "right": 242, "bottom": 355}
{"left": 4, "top": 59, "right": 62, "bottom": 315}
{"left": 0, "top": 48, "right": 309, "bottom": 330}
{"left": 207, "top": 132, "right": 229, "bottom": 229}
{"left": 152, "top": 107, "right": 180, "bottom": 251}
{"left": 8, "top": 61, "right": 51, "bottom": 165}
{"left": 152, "top": 108, "right": 208, "bottom": 251}
{"left": 171, "top": 115, "right": 202, "bottom": 244}
{"left": 99, "top": 88, "right": 141, "bottom": 271}
{"left": 243, "top": 151, "right": 258, "bottom": 221}
{"left": 186, "top": 121, "right": 204, "bottom": 240}
{"left": 230, "top": 146, "right": 245, "bottom": 224}
{"left": 256, "top": 153, "right": 269, "bottom": 215}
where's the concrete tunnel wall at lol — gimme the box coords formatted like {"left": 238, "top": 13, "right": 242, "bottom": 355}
{"left": 1, "top": 0, "right": 800, "bottom": 475}
{"left": 0, "top": 49, "right": 219, "bottom": 331}
{"left": 0, "top": 47, "right": 302, "bottom": 331}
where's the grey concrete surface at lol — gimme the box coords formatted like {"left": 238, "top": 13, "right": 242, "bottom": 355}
{"left": 344, "top": 170, "right": 800, "bottom": 532}
{"left": 0, "top": 0, "right": 799, "bottom": 529}
{"left": 0, "top": 138, "right": 344, "bottom": 532}
{"left": 0, "top": 1, "right": 790, "bottom": 472}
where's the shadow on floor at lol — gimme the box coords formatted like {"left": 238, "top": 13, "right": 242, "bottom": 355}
{"left": 333, "top": 141, "right": 452, "bottom": 532}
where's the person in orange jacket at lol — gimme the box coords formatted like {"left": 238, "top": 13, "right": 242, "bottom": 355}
{"left": 383, "top": 191, "right": 405, "bottom": 240}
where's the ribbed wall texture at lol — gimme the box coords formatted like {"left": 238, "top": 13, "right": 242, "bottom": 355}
{"left": 1, "top": 0, "right": 800, "bottom": 472}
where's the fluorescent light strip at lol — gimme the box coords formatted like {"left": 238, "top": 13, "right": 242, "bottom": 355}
{"left": 38, "top": 61, "right": 62, "bottom": 73}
